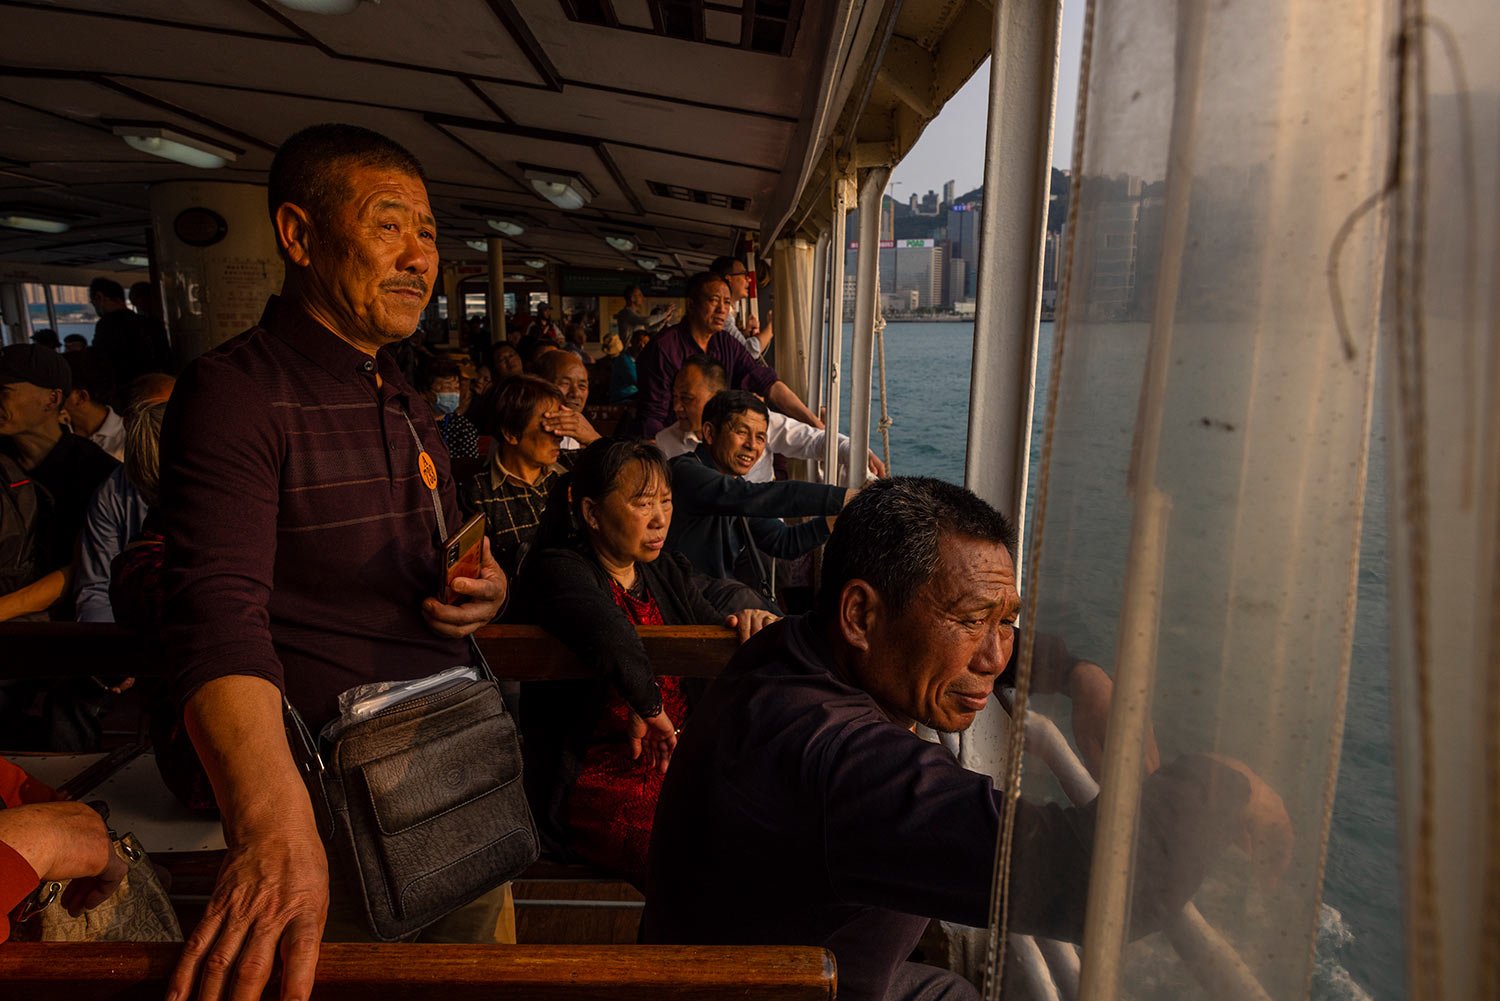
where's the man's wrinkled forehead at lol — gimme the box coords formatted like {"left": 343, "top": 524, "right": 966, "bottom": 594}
{"left": 919, "top": 534, "right": 1017, "bottom": 609}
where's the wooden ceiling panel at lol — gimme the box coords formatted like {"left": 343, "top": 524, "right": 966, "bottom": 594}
{"left": 273, "top": 1, "right": 544, "bottom": 86}
{"left": 4, "top": 7, "right": 493, "bottom": 119}
{"left": 37, "top": 0, "right": 296, "bottom": 37}
{"left": 123, "top": 81, "right": 518, "bottom": 196}
{"left": 605, "top": 144, "right": 766, "bottom": 228}
{"left": 512, "top": 0, "right": 812, "bottom": 119}
{"left": 472, "top": 80, "right": 794, "bottom": 167}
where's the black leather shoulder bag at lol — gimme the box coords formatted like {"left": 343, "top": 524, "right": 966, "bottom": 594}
{"left": 280, "top": 411, "right": 538, "bottom": 941}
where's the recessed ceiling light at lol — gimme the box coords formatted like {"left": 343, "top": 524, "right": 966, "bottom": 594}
{"left": 523, "top": 167, "right": 594, "bottom": 211}
{"left": 0, "top": 213, "right": 70, "bottom": 234}
{"left": 118, "top": 255, "right": 151, "bottom": 267}
{"left": 113, "top": 124, "right": 239, "bottom": 169}
{"left": 634, "top": 256, "right": 659, "bottom": 271}
{"left": 465, "top": 239, "right": 488, "bottom": 252}
{"left": 271, "top": 0, "right": 370, "bottom": 13}
{"left": 487, "top": 218, "right": 524, "bottom": 237}
{"left": 605, "top": 234, "right": 636, "bottom": 253}
{"left": 524, "top": 258, "right": 547, "bottom": 270}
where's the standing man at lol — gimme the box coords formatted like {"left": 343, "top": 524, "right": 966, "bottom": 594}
{"left": 161, "top": 124, "right": 508, "bottom": 1001}
{"left": 613, "top": 284, "right": 675, "bottom": 341}
{"left": 634, "top": 272, "right": 821, "bottom": 437}
{"left": 709, "top": 256, "right": 771, "bottom": 359}
{"left": 88, "top": 278, "right": 153, "bottom": 389}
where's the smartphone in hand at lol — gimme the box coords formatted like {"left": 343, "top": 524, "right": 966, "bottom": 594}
{"left": 440, "top": 513, "right": 487, "bottom": 604}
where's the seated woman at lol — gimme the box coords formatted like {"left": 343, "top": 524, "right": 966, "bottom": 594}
{"left": 460, "top": 374, "right": 578, "bottom": 583}
{"left": 519, "top": 438, "right": 776, "bottom": 886}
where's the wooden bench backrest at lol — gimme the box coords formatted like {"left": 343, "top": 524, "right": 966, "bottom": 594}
{"left": 0, "top": 623, "right": 740, "bottom": 682}
{"left": 0, "top": 943, "right": 836, "bottom": 1000}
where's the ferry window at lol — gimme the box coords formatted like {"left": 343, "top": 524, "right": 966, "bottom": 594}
{"left": 23, "top": 282, "right": 94, "bottom": 344}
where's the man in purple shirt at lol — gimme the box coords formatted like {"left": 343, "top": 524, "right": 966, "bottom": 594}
{"left": 634, "top": 272, "right": 822, "bottom": 437}
{"left": 161, "top": 125, "right": 508, "bottom": 1001}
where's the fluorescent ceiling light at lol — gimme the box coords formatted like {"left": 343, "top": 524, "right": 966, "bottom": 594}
{"left": 0, "top": 213, "right": 69, "bottom": 234}
{"left": 505, "top": 273, "right": 530, "bottom": 282}
{"left": 114, "top": 125, "right": 239, "bottom": 169}
{"left": 655, "top": 272, "right": 672, "bottom": 282}
{"left": 605, "top": 234, "right": 637, "bottom": 253}
{"left": 524, "top": 168, "right": 594, "bottom": 211}
{"left": 271, "top": 0, "right": 369, "bottom": 13}
{"left": 634, "top": 256, "right": 659, "bottom": 271}
{"left": 487, "top": 218, "right": 524, "bottom": 237}
{"left": 465, "top": 240, "right": 488, "bottom": 252}
{"left": 118, "top": 255, "right": 150, "bottom": 267}
{"left": 524, "top": 258, "right": 547, "bottom": 270}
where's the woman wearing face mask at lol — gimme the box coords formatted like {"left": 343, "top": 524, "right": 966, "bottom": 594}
{"left": 518, "top": 438, "right": 778, "bottom": 887}
{"left": 421, "top": 358, "right": 479, "bottom": 459}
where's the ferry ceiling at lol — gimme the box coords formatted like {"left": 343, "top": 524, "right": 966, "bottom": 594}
{"left": 0, "top": 0, "right": 992, "bottom": 287}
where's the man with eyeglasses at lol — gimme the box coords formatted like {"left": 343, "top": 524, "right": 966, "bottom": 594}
{"left": 635, "top": 272, "right": 821, "bottom": 438}
{"left": 709, "top": 256, "right": 771, "bottom": 359}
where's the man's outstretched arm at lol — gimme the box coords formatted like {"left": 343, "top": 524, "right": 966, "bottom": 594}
{"left": 169, "top": 675, "right": 327, "bottom": 1001}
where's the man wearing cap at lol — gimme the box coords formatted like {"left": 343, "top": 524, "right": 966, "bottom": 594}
{"left": 0, "top": 343, "right": 118, "bottom": 623}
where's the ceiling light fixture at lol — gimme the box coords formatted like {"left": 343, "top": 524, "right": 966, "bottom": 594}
{"left": 655, "top": 271, "right": 673, "bottom": 282}
{"left": 118, "top": 255, "right": 151, "bottom": 267}
{"left": 271, "top": 0, "right": 371, "bottom": 13}
{"left": 0, "top": 213, "right": 70, "bottom": 234}
{"left": 604, "top": 234, "right": 636, "bottom": 253}
{"left": 505, "top": 273, "right": 530, "bottom": 282}
{"left": 634, "top": 256, "right": 659, "bottom": 271}
{"left": 113, "top": 124, "right": 239, "bottom": 169}
{"left": 487, "top": 218, "right": 524, "bottom": 237}
{"left": 465, "top": 240, "right": 489, "bottom": 252}
{"left": 524, "top": 258, "right": 547, "bottom": 270}
{"left": 523, "top": 167, "right": 594, "bottom": 211}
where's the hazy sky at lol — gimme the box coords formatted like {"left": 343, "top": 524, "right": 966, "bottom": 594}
{"left": 890, "top": 2, "right": 1086, "bottom": 200}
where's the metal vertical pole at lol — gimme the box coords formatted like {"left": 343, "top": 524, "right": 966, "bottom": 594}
{"left": 486, "top": 237, "right": 505, "bottom": 338}
{"left": 823, "top": 174, "right": 852, "bottom": 481}
{"left": 964, "top": 0, "right": 1064, "bottom": 585}
{"left": 847, "top": 166, "right": 890, "bottom": 491}
{"left": 42, "top": 283, "right": 58, "bottom": 335}
{"left": 808, "top": 228, "right": 831, "bottom": 419}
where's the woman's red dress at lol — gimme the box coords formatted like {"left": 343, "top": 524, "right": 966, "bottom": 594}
{"left": 563, "top": 576, "right": 687, "bottom": 887}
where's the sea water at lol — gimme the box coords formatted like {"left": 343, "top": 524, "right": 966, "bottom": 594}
{"left": 831, "top": 321, "right": 1400, "bottom": 1000}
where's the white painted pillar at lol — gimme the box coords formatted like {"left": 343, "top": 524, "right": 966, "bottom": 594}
{"left": 807, "top": 228, "right": 831, "bottom": 418}
{"left": 823, "top": 174, "right": 853, "bottom": 481}
{"left": 847, "top": 167, "right": 889, "bottom": 491}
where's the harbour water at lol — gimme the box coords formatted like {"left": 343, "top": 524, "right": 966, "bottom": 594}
{"left": 833, "top": 321, "right": 1400, "bottom": 1000}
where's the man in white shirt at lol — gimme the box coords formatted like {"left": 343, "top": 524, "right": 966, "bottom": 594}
{"left": 656, "top": 354, "right": 884, "bottom": 483}
{"left": 63, "top": 351, "right": 125, "bottom": 460}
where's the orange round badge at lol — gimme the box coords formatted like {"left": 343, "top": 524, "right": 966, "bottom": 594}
{"left": 418, "top": 451, "right": 438, "bottom": 491}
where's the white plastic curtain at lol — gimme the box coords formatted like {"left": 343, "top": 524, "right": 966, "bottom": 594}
{"left": 1382, "top": 0, "right": 1500, "bottom": 999}
{"left": 985, "top": 0, "right": 1400, "bottom": 999}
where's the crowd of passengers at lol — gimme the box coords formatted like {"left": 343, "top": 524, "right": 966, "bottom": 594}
{"left": 0, "top": 124, "right": 1293, "bottom": 1001}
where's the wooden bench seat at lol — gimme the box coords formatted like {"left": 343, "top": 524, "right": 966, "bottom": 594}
{"left": 0, "top": 622, "right": 740, "bottom": 682}
{"left": 0, "top": 942, "right": 836, "bottom": 999}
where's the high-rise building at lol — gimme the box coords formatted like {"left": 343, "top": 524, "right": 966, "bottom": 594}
{"left": 846, "top": 239, "right": 945, "bottom": 309}
{"left": 880, "top": 197, "right": 896, "bottom": 242}
{"left": 908, "top": 193, "right": 918, "bottom": 212}
{"left": 942, "top": 179, "right": 955, "bottom": 206}
{"left": 918, "top": 190, "right": 940, "bottom": 216}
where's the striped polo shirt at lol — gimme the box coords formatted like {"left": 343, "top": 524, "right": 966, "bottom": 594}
{"left": 161, "top": 297, "right": 468, "bottom": 727}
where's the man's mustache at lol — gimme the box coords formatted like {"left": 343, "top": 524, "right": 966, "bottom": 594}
{"left": 381, "top": 279, "right": 429, "bottom": 295}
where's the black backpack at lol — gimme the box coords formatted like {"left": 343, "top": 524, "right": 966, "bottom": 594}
{"left": 0, "top": 453, "right": 48, "bottom": 603}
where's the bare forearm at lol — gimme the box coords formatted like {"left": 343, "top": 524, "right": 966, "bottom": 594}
{"left": 184, "top": 675, "right": 317, "bottom": 844}
{"left": 0, "top": 568, "right": 68, "bottom": 622}
{"left": 768, "top": 381, "right": 822, "bottom": 429}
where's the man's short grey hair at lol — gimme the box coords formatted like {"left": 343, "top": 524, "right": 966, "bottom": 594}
{"left": 816, "top": 477, "right": 1016, "bottom": 619}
